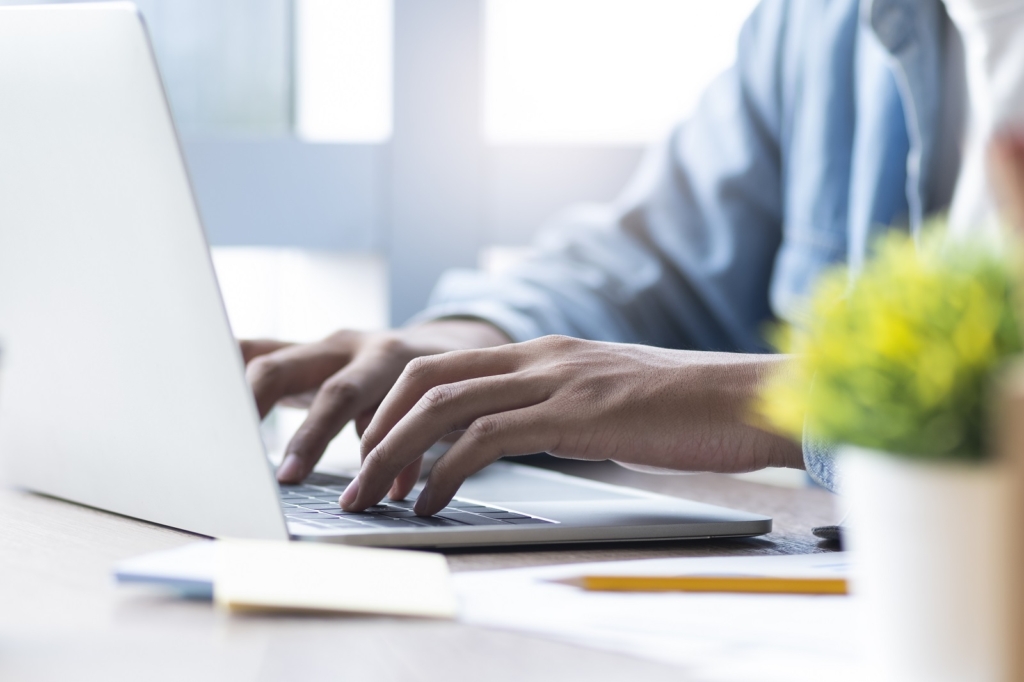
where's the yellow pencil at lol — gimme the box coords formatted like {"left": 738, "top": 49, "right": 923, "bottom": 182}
{"left": 552, "top": 575, "right": 848, "bottom": 595}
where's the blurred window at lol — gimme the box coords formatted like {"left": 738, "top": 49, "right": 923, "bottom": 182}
{"left": 483, "top": 0, "right": 759, "bottom": 145}
{"left": 295, "top": 0, "right": 394, "bottom": 143}
{"left": 131, "top": 0, "right": 293, "bottom": 136}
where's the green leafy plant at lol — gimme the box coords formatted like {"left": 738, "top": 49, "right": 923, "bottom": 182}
{"left": 758, "top": 226, "right": 1024, "bottom": 461}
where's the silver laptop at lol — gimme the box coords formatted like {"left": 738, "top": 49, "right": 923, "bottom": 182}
{"left": 0, "top": 2, "right": 771, "bottom": 548}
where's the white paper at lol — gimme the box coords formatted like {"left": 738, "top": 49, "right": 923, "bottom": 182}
{"left": 214, "top": 540, "right": 458, "bottom": 619}
{"left": 452, "top": 553, "right": 862, "bottom": 681}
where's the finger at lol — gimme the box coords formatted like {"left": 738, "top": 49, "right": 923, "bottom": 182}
{"left": 277, "top": 351, "right": 405, "bottom": 483}
{"left": 386, "top": 428, "right": 469, "bottom": 500}
{"left": 246, "top": 340, "right": 353, "bottom": 418}
{"left": 360, "top": 346, "right": 521, "bottom": 456}
{"left": 346, "top": 374, "right": 549, "bottom": 509}
{"left": 388, "top": 456, "right": 422, "bottom": 500}
{"left": 239, "top": 339, "right": 294, "bottom": 365}
{"left": 415, "top": 405, "right": 556, "bottom": 515}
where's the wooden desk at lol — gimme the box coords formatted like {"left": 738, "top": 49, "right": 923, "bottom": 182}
{"left": 0, "top": 460, "right": 839, "bottom": 682}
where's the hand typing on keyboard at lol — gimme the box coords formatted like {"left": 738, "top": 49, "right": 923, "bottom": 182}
{"left": 341, "top": 336, "right": 801, "bottom": 516}
{"left": 240, "top": 320, "right": 510, "bottom": 485}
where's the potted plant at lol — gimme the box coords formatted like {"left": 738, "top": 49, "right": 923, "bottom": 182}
{"left": 758, "top": 226, "right": 1022, "bottom": 681}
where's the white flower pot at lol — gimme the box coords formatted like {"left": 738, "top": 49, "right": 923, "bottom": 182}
{"left": 841, "top": 446, "right": 1012, "bottom": 682}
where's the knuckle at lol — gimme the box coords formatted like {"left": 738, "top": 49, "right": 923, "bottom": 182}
{"left": 321, "top": 379, "right": 361, "bottom": 404}
{"left": 420, "top": 384, "right": 459, "bottom": 412}
{"left": 362, "top": 446, "right": 384, "bottom": 469}
{"left": 531, "top": 334, "right": 574, "bottom": 353}
{"left": 547, "top": 334, "right": 575, "bottom": 348}
{"left": 403, "top": 355, "right": 436, "bottom": 381}
{"left": 362, "top": 444, "right": 398, "bottom": 476}
{"left": 467, "top": 415, "right": 504, "bottom": 443}
{"left": 373, "top": 334, "right": 410, "bottom": 358}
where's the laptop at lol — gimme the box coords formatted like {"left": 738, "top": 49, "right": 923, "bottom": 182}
{"left": 0, "top": 2, "right": 771, "bottom": 548}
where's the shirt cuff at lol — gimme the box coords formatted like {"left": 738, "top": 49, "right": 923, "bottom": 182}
{"left": 802, "top": 427, "right": 840, "bottom": 493}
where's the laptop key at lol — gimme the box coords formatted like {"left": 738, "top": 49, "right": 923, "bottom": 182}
{"left": 312, "top": 516, "right": 365, "bottom": 526}
{"left": 504, "top": 517, "right": 552, "bottom": 525}
{"left": 382, "top": 499, "right": 417, "bottom": 509}
{"left": 356, "top": 517, "right": 415, "bottom": 529}
{"left": 477, "top": 512, "right": 530, "bottom": 520}
{"left": 404, "top": 516, "right": 467, "bottom": 528}
{"left": 435, "top": 512, "right": 508, "bottom": 526}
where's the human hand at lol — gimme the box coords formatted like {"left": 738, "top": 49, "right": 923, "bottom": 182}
{"left": 341, "top": 335, "right": 803, "bottom": 515}
{"left": 241, "top": 320, "right": 509, "bottom": 483}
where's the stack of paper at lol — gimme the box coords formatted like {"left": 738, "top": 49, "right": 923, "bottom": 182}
{"left": 115, "top": 540, "right": 457, "bottom": 619}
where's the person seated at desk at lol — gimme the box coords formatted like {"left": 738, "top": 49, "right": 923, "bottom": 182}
{"left": 241, "top": 0, "right": 1024, "bottom": 516}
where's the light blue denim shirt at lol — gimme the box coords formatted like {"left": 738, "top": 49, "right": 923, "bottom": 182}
{"left": 413, "top": 0, "right": 952, "bottom": 492}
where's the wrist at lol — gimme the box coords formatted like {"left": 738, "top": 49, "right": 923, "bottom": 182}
{"left": 747, "top": 355, "right": 806, "bottom": 469}
{"left": 674, "top": 351, "right": 804, "bottom": 472}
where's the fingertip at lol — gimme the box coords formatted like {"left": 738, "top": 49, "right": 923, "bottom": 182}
{"left": 413, "top": 487, "right": 446, "bottom": 517}
{"left": 276, "top": 453, "right": 305, "bottom": 483}
{"left": 340, "top": 476, "right": 361, "bottom": 510}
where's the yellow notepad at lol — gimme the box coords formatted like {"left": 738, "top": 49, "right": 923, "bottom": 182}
{"left": 214, "top": 540, "right": 457, "bottom": 619}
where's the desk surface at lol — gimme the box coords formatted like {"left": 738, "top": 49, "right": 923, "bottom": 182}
{"left": 0, "top": 459, "right": 839, "bottom": 682}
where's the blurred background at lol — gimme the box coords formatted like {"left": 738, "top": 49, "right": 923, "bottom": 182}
{"left": 4, "top": 0, "right": 800, "bottom": 481}
{"left": 4, "top": 0, "right": 757, "bottom": 330}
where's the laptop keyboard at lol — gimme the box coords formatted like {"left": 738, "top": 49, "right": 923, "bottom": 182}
{"left": 280, "top": 472, "right": 554, "bottom": 531}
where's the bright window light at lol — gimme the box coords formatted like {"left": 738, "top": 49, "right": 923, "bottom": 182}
{"left": 484, "top": 0, "right": 759, "bottom": 145}
{"left": 295, "top": 0, "right": 393, "bottom": 143}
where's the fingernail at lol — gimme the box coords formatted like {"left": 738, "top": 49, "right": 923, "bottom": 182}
{"left": 340, "top": 476, "right": 361, "bottom": 509}
{"left": 277, "top": 454, "right": 303, "bottom": 482}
